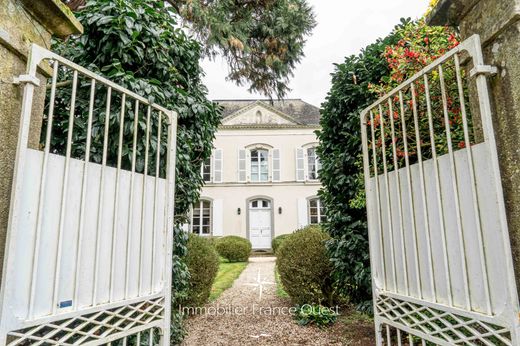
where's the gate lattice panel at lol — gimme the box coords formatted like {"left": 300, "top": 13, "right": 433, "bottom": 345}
{"left": 0, "top": 44, "right": 177, "bottom": 345}
{"left": 361, "top": 35, "right": 520, "bottom": 345}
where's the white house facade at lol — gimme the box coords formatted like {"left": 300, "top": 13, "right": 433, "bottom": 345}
{"left": 190, "top": 99, "right": 324, "bottom": 250}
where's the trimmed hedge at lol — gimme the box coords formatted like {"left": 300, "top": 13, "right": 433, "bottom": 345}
{"left": 183, "top": 234, "right": 219, "bottom": 307}
{"left": 276, "top": 225, "right": 334, "bottom": 306}
{"left": 272, "top": 234, "right": 291, "bottom": 254}
{"left": 215, "top": 236, "right": 252, "bottom": 262}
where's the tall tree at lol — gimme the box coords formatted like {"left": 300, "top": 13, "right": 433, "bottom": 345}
{"left": 64, "top": 0, "right": 317, "bottom": 99}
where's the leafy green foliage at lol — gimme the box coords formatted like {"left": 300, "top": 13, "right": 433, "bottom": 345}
{"left": 51, "top": 0, "right": 221, "bottom": 342}
{"left": 272, "top": 234, "right": 291, "bottom": 254}
{"left": 295, "top": 304, "right": 338, "bottom": 328}
{"left": 276, "top": 225, "right": 334, "bottom": 306}
{"left": 215, "top": 236, "right": 252, "bottom": 262}
{"left": 317, "top": 21, "right": 405, "bottom": 312}
{"left": 367, "top": 20, "right": 464, "bottom": 172}
{"left": 173, "top": 0, "right": 316, "bottom": 98}
{"left": 183, "top": 234, "right": 220, "bottom": 307}
{"left": 318, "top": 19, "right": 461, "bottom": 312}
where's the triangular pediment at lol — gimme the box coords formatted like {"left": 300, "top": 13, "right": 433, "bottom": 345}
{"left": 222, "top": 101, "right": 301, "bottom": 126}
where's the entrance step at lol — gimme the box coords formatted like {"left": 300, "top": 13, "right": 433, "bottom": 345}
{"left": 250, "top": 250, "right": 274, "bottom": 257}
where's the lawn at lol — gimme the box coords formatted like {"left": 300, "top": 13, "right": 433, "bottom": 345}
{"left": 275, "top": 266, "right": 289, "bottom": 298}
{"left": 209, "top": 258, "right": 248, "bottom": 301}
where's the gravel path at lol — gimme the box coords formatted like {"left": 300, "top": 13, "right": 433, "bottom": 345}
{"left": 182, "top": 257, "right": 348, "bottom": 345}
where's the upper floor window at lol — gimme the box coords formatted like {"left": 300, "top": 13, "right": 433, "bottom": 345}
{"left": 251, "top": 149, "right": 269, "bottom": 182}
{"left": 201, "top": 149, "right": 223, "bottom": 183}
{"left": 191, "top": 199, "right": 212, "bottom": 235}
{"left": 238, "top": 145, "right": 280, "bottom": 183}
{"left": 296, "top": 144, "right": 321, "bottom": 182}
{"left": 202, "top": 157, "right": 211, "bottom": 182}
{"left": 308, "top": 198, "right": 326, "bottom": 224}
{"left": 307, "top": 147, "right": 321, "bottom": 180}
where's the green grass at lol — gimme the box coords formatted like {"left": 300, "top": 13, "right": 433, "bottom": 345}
{"left": 209, "top": 258, "right": 248, "bottom": 301}
{"left": 275, "top": 266, "right": 289, "bottom": 298}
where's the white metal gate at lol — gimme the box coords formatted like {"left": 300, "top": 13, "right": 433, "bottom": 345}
{"left": 0, "top": 44, "right": 177, "bottom": 345}
{"left": 361, "top": 35, "right": 520, "bottom": 345}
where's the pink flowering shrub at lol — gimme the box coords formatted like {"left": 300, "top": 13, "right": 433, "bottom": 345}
{"left": 366, "top": 20, "right": 471, "bottom": 173}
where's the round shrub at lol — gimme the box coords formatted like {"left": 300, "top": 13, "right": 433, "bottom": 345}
{"left": 276, "top": 225, "right": 334, "bottom": 306}
{"left": 215, "top": 236, "right": 252, "bottom": 262}
{"left": 184, "top": 234, "right": 219, "bottom": 307}
{"left": 272, "top": 234, "right": 291, "bottom": 254}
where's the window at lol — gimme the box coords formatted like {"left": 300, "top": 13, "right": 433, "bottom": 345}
{"left": 297, "top": 144, "right": 321, "bottom": 181}
{"left": 308, "top": 198, "right": 326, "bottom": 224}
{"left": 202, "top": 157, "right": 211, "bottom": 182}
{"left": 191, "top": 200, "right": 212, "bottom": 235}
{"left": 251, "top": 199, "right": 270, "bottom": 209}
{"left": 250, "top": 149, "right": 269, "bottom": 182}
{"left": 307, "top": 147, "right": 321, "bottom": 180}
{"left": 200, "top": 149, "right": 223, "bottom": 183}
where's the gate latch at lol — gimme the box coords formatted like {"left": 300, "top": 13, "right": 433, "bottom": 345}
{"left": 470, "top": 65, "right": 498, "bottom": 78}
{"left": 13, "top": 74, "right": 40, "bottom": 87}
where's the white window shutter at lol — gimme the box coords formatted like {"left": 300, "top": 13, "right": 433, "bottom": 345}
{"left": 238, "top": 149, "right": 247, "bottom": 182}
{"left": 295, "top": 148, "right": 305, "bottom": 182}
{"left": 297, "top": 198, "right": 309, "bottom": 229}
{"left": 212, "top": 199, "right": 224, "bottom": 236}
{"left": 213, "top": 149, "right": 223, "bottom": 183}
{"left": 272, "top": 149, "right": 281, "bottom": 182}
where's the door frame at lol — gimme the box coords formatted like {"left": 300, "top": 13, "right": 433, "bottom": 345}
{"left": 246, "top": 195, "right": 274, "bottom": 250}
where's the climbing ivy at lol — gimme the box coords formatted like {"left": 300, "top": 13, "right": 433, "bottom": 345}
{"left": 51, "top": 0, "right": 221, "bottom": 342}
{"left": 317, "top": 24, "right": 402, "bottom": 311}
{"left": 318, "top": 19, "right": 460, "bottom": 312}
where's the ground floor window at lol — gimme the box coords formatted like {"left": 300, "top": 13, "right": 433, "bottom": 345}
{"left": 308, "top": 198, "right": 326, "bottom": 224}
{"left": 191, "top": 199, "right": 212, "bottom": 235}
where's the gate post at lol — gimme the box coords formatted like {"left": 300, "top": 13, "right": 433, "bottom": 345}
{"left": 0, "top": 0, "right": 81, "bottom": 282}
{"left": 428, "top": 0, "right": 520, "bottom": 300}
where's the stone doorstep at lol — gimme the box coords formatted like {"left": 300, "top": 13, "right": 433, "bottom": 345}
{"left": 250, "top": 250, "right": 275, "bottom": 257}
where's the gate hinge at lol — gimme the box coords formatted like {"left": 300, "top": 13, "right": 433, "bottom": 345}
{"left": 13, "top": 74, "right": 40, "bottom": 87}
{"left": 470, "top": 65, "right": 498, "bottom": 78}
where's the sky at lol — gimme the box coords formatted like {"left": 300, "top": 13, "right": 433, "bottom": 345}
{"left": 201, "top": 0, "right": 430, "bottom": 108}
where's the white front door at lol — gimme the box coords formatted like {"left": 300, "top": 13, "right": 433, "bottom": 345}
{"left": 249, "top": 199, "right": 272, "bottom": 249}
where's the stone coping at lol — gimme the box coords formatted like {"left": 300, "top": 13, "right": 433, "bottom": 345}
{"left": 426, "top": 0, "right": 480, "bottom": 25}
{"left": 20, "top": 0, "right": 83, "bottom": 38}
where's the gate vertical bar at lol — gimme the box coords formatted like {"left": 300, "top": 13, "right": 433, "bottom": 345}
{"left": 0, "top": 44, "right": 43, "bottom": 344}
{"left": 161, "top": 111, "right": 177, "bottom": 346}
{"left": 52, "top": 70, "right": 78, "bottom": 314}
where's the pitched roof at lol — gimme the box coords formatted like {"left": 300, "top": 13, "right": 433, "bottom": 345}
{"left": 215, "top": 99, "right": 321, "bottom": 126}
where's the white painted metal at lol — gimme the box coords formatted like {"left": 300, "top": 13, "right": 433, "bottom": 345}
{"left": 361, "top": 35, "right": 520, "bottom": 345}
{"left": 0, "top": 44, "right": 177, "bottom": 345}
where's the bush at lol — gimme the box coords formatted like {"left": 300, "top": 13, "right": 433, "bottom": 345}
{"left": 276, "top": 225, "right": 334, "bottom": 306}
{"left": 215, "top": 236, "right": 252, "bottom": 262}
{"left": 318, "top": 19, "right": 459, "bottom": 312}
{"left": 295, "top": 304, "right": 338, "bottom": 328}
{"left": 183, "top": 234, "right": 219, "bottom": 307}
{"left": 272, "top": 234, "right": 291, "bottom": 254}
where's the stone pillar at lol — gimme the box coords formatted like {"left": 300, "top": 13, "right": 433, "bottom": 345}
{"left": 0, "top": 0, "right": 82, "bottom": 279}
{"left": 428, "top": 0, "right": 520, "bottom": 292}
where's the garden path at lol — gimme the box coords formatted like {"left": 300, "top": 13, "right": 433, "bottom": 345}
{"left": 182, "top": 257, "right": 356, "bottom": 345}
